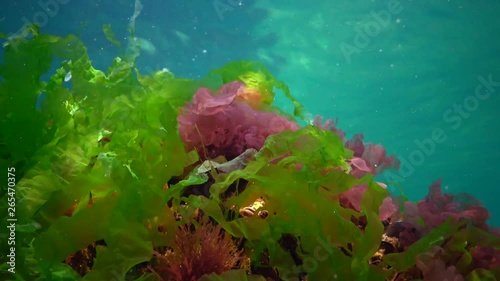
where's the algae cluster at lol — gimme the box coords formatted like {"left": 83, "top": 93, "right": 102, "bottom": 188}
{"left": 0, "top": 24, "right": 499, "bottom": 281}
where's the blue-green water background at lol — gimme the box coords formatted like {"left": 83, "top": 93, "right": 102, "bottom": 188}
{"left": 1, "top": 0, "right": 499, "bottom": 226}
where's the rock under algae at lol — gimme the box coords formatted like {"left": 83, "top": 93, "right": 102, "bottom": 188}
{"left": 0, "top": 25, "right": 499, "bottom": 281}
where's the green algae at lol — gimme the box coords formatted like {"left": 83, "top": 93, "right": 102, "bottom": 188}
{"left": 1, "top": 24, "right": 499, "bottom": 281}
{"left": 207, "top": 60, "right": 306, "bottom": 119}
{"left": 176, "top": 125, "right": 392, "bottom": 280}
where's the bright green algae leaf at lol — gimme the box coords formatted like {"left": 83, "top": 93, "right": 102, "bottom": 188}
{"left": 0, "top": 28, "right": 55, "bottom": 184}
{"left": 383, "top": 219, "right": 464, "bottom": 272}
{"left": 441, "top": 225, "right": 500, "bottom": 280}
{"left": 34, "top": 184, "right": 153, "bottom": 280}
{"left": 349, "top": 180, "right": 387, "bottom": 280}
{"left": 5, "top": 25, "right": 493, "bottom": 281}
{"left": 102, "top": 24, "right": 121, "bottom": 47}
{"left": 383, "top": 220, "right": 500, "bottom": 279}
{"left": 208, "top": 60, "right": 306, "bottom": 120}
{"left": 1, "top": 23, "right": 312, "bottom": 279}
{"left": 82, "top": 190, "right": 152, "bottom": 281}
{"left": 2, "top": 24, "right": 316, "bottom": 279}
{"left": 34, "top": 196, "right": 119, "bottom": 276}
{"left": 180, "top": 125, "right": 392, "bottom": 280}
{"left": 466, "top": 268, "right": 500, "bottom": 281}
{"left": 208, "top": 125, "right": 353, "bottom": 200}
{"left": 0, "top": 25, "right": 202, "bottom": 279}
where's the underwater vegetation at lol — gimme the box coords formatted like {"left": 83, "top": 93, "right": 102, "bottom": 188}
{"left": 0, "top": 24, "right": 499, "bottom": 281}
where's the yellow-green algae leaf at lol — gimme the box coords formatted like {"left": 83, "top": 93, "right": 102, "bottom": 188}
{"left": 208, "top": 60, "right": 306, "bottom": 120}
{"left": 34, "top": 195, "right": 119, "bottom": 277}
{"left": 466, "top": 268, "right": 499, "bottom": 281}
{"left": 1, "top": 24, "right": 206, "bottom": 279}
{"left": 189, "top": 124, "right": 388, "bottom": 279}
{"left": 82, "top": 187, "right": 152, "bottom": 280}
{"left": 0, "top": 25, "right": 54, "bottom": 181}
{"left": 351, "top": 179, "right": 387, "bottom": 280}
{"left": 102, "top": 24, "right": 121, "bottom": 47}
{"left": 383, "top": 218, "right": 465, "bottom": 272}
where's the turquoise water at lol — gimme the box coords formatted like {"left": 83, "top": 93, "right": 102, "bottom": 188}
{"left": 1, "top": 0, "right": 499, "bottom": 227}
